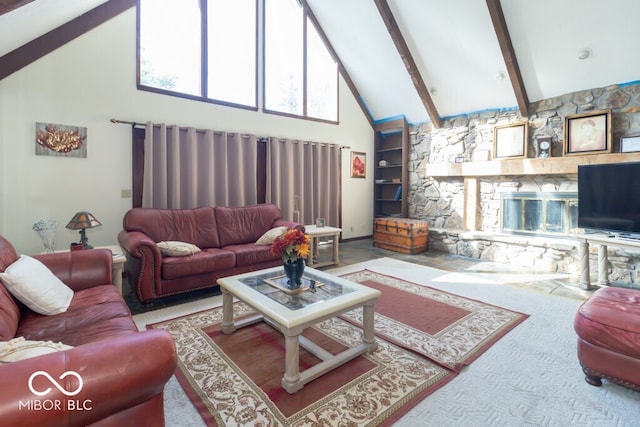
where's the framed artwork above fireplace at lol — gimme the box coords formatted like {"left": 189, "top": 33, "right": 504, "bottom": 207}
{"left": 494, "top": 122, "right": 528, "bottom": 159}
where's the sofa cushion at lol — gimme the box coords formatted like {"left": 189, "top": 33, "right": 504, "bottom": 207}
{"left": 16, "top": 285, "right": 137, "bottom": 346}
{"left": 0, "top": 255, "right": 74, "bottom": 315}
{"left": 0, "top": 337, "right": 73, "bottom": 363}
{"left": 157, "top": 241, "right": 202, "bottom": 256}
{"left": 255, "top": 226, "right": 288, "bottom": 246}
{"left": 0, "top": 237, "right": 25, "bottom": 340}
{"left": 123, "top": 207, "right": 220, "bottom": 248}
{"left": 0, "top": 285, "right": 20, "bottom": 341}
{"left": 224, "top": 244, "right": 281, "bottom": 267}
{"left": 161, "top": 248, "right": 236, "bottom": 280}
{"left": 216, "top": 204, "right": 283, "bottom": 247}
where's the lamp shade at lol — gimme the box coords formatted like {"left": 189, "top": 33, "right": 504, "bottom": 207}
{"left": 65, "top": 212, "right": 102, "bottom": 230}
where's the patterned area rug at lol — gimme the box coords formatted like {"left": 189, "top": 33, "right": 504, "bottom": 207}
{"left": 148, "top": 269, "right": 528, "bottom": 426}
{"left": 149, "top": 303, "right": 454, "bottom": 426}
{"left": 339, "top": 270, "right": 529, "bottom": 372}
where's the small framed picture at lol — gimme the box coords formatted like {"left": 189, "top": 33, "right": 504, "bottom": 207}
{"left": 494, "top": 122, "right": 528, "bottom": 159}
{"left": 472, "top": 149, "right": 491, "bottom": 161}
{"left": 564, "top": 110, "right": 612, "bottom": 155}
{"left": 351, "top": 151, "right": 366, "bottom": 178}
{"left": 315, "top": 218, "right": 325, "bottom": 227}
{"left": 620, "top": 135, "right": 640, "bottom": 153}
{"left": 534, "top": 137, "right": 552, "bottom": 158}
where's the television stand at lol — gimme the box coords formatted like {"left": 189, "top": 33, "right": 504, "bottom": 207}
{"left": 615, "top": 233, "right": 640, "bottom": 241}
{"left": 576, "top": 233, "right": 640, "bottom": 289}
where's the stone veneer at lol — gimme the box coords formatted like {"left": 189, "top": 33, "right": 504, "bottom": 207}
{"left": 408, "top": 81, "right": 640, "bottom": 285}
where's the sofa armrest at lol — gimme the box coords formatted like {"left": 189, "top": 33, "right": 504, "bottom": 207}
{"left": 273, "top": 219, "right": 305, "bottom": 232}
{"left": 32, "top": 249, "right": 113, "bottom": 292}
{"left": 0, "top": 329, "right": 176, "bottom": 427}
{"left": 117, "top": 231, "right": 163, "bottom": 303}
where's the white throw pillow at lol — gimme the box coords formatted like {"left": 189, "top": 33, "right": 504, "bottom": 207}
{"left": 255, "top": 226, "right": 288, "bottom": 246}
{"left": 0, "top": 255, "right": 74, "bottom": 315}
{"left": 156, "top": 241, "right": 202, "bottom": 257}
{"left": 0, "top": 337, "right": 73, "bottom": 363}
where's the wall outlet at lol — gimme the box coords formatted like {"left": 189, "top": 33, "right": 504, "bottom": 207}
{"left": 350, "top": 225, "right": 354, "bottom": 232}
{"left": 121, "top": 189, "right": 132, "bottom": 198}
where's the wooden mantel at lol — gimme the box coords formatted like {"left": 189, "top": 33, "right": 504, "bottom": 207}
{"left": 424, "top": 152, "right": 640, "bottom": 177}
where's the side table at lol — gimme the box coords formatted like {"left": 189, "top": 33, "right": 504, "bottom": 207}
{"left": 100, "top": 245, "right": 126, "bottom": 294}
{"left": 304, "top": 225, "right": 342, "bottom": 268}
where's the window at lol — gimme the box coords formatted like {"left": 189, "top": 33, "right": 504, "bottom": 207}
{"left": 264, "top": 0, "right": 338, "bottom": 122}
{"left": 138, "top": 0, "right": 338, "bottom": 121}
{"left": 138, "top": 0, "right": 257, "bottom": 109}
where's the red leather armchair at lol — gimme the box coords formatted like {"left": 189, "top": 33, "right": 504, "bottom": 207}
{"left": 574, "top": 286, "right": 640, "bottom": 391}
{"left": 0, "top": 235, "right": 177, "bottom": 426}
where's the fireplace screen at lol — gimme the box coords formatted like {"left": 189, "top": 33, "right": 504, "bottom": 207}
{"left": 501, "top": 193, "right": 578, "bottom": 236}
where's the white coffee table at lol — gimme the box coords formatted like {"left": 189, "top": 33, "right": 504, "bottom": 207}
{"left": 217, "top": 266, "right": 380, "bottom": 394}
{"left": 304, "top": 225, "right": 342, "bottom": 267}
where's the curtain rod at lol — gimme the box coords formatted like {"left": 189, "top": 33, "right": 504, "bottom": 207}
{"left": 110, "top": 118, "right": 351, "bottom": 149}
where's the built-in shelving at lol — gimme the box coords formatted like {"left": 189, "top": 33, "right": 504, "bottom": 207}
{"left": 374, "top": 118, "right": 408, "bottom": 218}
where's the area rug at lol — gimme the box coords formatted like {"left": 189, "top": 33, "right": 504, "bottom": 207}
{"left": 339, "top": 270, "right": 529, "bottom": 372}
{"left": 148, "top": 303, "right": 455, "bottom": 427}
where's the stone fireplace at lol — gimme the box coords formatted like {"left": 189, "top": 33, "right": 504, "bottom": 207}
{"left": 403, "top": 81, "right": 640, "bottom": 284}
{"left": 501, "top": 192, "right": 578, "bottom": 236}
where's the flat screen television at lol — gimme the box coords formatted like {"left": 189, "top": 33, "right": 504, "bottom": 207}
{"left": 578, "top": 161, "right": 640, "bottom": 236}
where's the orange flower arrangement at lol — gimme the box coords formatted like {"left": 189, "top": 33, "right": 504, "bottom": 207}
{"left": 271, "top": 229, "right": 310, "bottom": 263}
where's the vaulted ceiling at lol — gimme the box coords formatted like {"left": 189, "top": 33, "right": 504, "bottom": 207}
{"left": 2, "top": 0, "right": 639, "bottom": 127}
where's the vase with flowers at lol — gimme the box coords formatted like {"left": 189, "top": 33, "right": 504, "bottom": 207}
{"left": 271, "top": 229, "right": 310, "bottom": 288}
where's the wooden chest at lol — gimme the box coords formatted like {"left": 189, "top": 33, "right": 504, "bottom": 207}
{"left": 373, "top": 218, "right": 429, "bottom": 254}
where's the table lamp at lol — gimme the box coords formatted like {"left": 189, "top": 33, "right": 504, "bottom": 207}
{"left": 65, "top": 211, "right": 102, "bottom": 249}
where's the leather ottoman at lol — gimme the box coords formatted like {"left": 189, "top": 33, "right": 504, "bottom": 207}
{"left": 574, "top": 286, "right": 640, "bottom": 391}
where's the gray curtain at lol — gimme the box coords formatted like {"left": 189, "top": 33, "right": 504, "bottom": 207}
{"left": 266, "top": 138, "right": 341, "bottom": 227}
{"left": 142, "top": 122, "right": 257, "bottom": 208}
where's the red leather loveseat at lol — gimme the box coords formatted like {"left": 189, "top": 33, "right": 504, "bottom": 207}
{"left": 118, "top": 203, "right": 302, "bottom": 303}
{"left": 0, "top": 235, "right": 177, "bottom": 427}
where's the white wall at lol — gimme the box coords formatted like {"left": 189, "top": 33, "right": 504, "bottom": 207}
{"left": 0, "top": 9, "right": 374, "bottom": 254}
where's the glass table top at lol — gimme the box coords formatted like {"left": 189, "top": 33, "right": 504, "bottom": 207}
{"left": 238, "top": 269, "right": 356, "bottom": 311}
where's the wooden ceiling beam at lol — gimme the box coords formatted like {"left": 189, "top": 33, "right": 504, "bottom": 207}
{"left": 374, "top": 0, "right": 441, "bottom": 128}
{"left": 300, "top": 0, "right": 374, "bottom": 128}
{"left": 0, "top": 0, "right": 135, "bottom": 81}
{"left": 0, "top": 0, "right": 34, "bottom": 16}
{"left": 486, "top": 0, "right": 530, "bottom": 117}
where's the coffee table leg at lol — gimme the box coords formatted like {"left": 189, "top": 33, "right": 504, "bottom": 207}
{"left": 362, "top": 299, "right": 378, "bottom": 352}
{"left": 282, "top": 330, "right": 302, "bottom": 393}
{"left": 221, "top": 288, "right": 235, "bottom": 334}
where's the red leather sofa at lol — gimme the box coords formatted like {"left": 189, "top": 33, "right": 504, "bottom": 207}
{"left": 117, "top": 203, "right": 302, "bottom": 303}
{"left": 574, "top": 286, "right": 640, "bottom": 391}
{"left": 0, "top": 235, "right": 177, "bottom": 427}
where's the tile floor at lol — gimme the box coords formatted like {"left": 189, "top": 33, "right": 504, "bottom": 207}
{"left": 123, "top": 238, "right": 592, "bottom": 315}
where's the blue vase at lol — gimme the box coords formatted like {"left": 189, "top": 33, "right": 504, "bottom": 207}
{"left": 283, "top": 258, "right": 305, "bottom": 289}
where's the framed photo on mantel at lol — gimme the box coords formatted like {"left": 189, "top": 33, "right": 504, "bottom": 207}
{"left": 494, "top": 122, "right": 528, "bottom": 159}
{"left": 564, "top": 110, "right": 612, "bottom": 155}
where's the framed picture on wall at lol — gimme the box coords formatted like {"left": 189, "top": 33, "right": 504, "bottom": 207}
{"left": 351, "top": 151, "right": 366, "bottom": 178}
{"left": 494, "top": 122, "right": 528, "bottom": 159}
{"left": 564, "top": 110, "right": 612, "bottom": 155}
{"left": 620, "top": 135, "right": 640, "bottom": 153}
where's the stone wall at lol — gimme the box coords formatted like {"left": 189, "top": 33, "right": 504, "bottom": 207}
{"left": 408, "top": 81, "right": 640, "bottom": 284}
